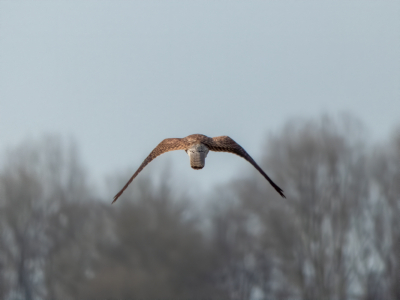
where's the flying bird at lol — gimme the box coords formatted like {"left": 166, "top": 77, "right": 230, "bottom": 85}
{"left": 112, "top": 134, "right": 285, "bottom": 203}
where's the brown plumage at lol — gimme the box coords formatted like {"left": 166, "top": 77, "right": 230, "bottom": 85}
{"left": 112, "top": 134, "right": 285, "bottom": 203}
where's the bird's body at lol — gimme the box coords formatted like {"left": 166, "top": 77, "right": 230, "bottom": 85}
{"left": 112, "top": 134, "right": 285, "bottom": 203}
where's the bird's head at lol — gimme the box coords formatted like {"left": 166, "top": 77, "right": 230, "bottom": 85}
{"left": 186, "top": 143, "right": 209, "bottom": 170}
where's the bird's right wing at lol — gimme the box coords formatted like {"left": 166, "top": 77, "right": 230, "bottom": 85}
{"left": 205, "top": 136, "right": 285, "bottom": 198}
{"left": 112, "top": 138, "right": 186, "bottom": 203}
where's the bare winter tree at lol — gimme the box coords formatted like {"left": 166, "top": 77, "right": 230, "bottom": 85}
{"left": 0, "top": 136, "right": 90, "bottom": 300}
{"left": 2, "top": 118, "right": 398, "bottom": 300}
{"left": 62, "top": 175, "right": 226, "bottom": 300}
{"left": 43, "top": 200, "right": 109, "bottom": 300}
{"left": 261, "top": 115, "right": 370, "bottom": 299}
{"left": 1, "top": 136, "right": 225, "bottom": 300}
{"left": 208, "top": 195, "right": 273, "bottom": 300}
{"left": 366, "top": 128, "right": 400, "bottom": 300}
{"left": 209, "top": 115, "right": 370, "bottom": 300}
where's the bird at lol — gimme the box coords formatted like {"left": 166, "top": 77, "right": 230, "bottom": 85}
{"left": 112, "top": 134, "right": 285, "bottom": 203}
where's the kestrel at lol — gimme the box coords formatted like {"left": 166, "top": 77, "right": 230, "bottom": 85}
{"left": 112, "top": 134, "right": 285, "bottom": 203}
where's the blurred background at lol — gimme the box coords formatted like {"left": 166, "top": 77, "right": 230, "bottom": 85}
{"left": 1, "top": 1, "right": 399, "bottom": 299}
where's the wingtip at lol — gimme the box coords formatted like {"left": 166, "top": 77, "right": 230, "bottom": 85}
{"left": 276, "top": 187, "right": 286, "bottom": 198}
{"left": 111, "top": 195, "right": 119, "bottom": 204}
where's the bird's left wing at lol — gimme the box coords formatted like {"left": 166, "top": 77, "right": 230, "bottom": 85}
{"left": 112, "top": 138, "right": 186, "bottom": 203}
{"left": 204, "top": 136, "right": 285, "bottom": 198}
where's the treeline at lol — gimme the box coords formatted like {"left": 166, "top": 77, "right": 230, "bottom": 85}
{"left": 0, "top": 115, "right": 399, "bottom": 300}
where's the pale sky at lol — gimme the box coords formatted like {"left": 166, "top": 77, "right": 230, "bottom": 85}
{"left": 1, "top": 1, "right": 399, "bottom": 196}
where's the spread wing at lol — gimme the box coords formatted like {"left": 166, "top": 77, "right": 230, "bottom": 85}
{"left": 112, "top": 138, "right": 186, "bottom": 203}
{"left": 205, "top": 136, "right": 285, "bottom": 198}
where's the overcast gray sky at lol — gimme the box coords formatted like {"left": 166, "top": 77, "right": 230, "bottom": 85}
{"left": 1, "top": 1, "right": 399, "bottom": 196}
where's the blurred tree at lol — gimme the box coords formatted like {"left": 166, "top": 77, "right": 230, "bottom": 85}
{"left": 366, "top": 128, "right": 400, "bottom": 300}
{"left": 0, "top": 136, "right": 90, "bottom": 300}
{"left": 69, "top": 177, "right": 225, "bottom": 299}
{"left": 208, "top": 197, "right": 273, "bottom": 300}
{"left": 1, "top": 118, "right": 399, "bottom": 300}
{"left": 43, "top": 200, "right": 106, "bottom": 300}
{"left": 261, "top": 115, "right": 369, "bottom": 299}
{"left": 210, "top": 115, "right": 371, "bottom": 300}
